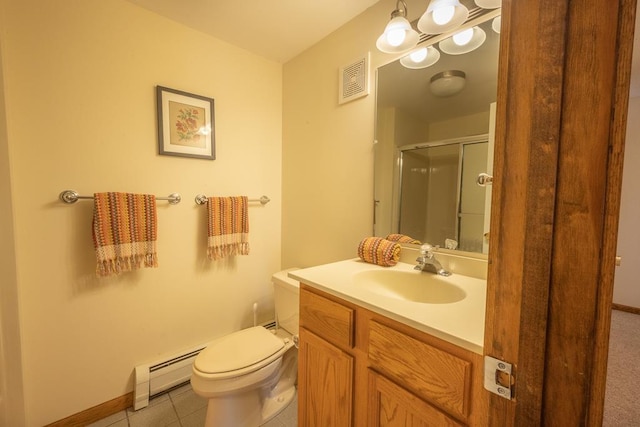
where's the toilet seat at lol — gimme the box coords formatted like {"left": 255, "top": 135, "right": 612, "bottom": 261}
{"left": 194, "top": 326, "right": 285, "bottom": 380}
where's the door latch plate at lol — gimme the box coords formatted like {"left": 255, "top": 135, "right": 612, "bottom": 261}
{"left": 484, "top": 355, "right": 514, "bottom": 399}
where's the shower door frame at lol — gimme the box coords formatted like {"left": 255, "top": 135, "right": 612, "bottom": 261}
{"left": 396, "top": 134, "right": 489, "bottom": 249}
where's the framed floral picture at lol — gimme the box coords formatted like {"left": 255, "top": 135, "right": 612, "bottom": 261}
{"left": 156, "top": 86, "right": 215, "bottom": 160}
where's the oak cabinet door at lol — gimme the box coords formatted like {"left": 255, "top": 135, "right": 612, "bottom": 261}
{"left": 367, "top": 370, "right": 464, "bottom": 427}
{"left": 298, "top": 327, "right": 354, "bottom": 427}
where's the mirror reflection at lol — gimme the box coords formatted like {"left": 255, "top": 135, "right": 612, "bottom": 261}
{"left": 374, "top": 13, "right": 500, "bottom": 254}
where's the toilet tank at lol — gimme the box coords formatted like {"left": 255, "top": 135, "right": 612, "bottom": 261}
{"left": 272, "top": 268, "right": 300, "bottom": 335}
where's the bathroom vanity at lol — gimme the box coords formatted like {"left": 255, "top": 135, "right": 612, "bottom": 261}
{"left": 290, "top": 258, "right": 488, "bottom": 426}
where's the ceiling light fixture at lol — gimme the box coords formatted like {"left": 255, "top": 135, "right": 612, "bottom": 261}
{"left": 417, "top": 0, "right": 469, "bottom": 34}
{"left": 439, "top": 26, "right": 486, "bottom": 55}
{"left": 400, "top": 46, "right": 441, "bottom": 69}
{"left": 376, "top": 0, "right": 420, "bottom": 54}
{"left": 429, "top": 70, "right": 466, "bottom": 97}
{"left": 492, "top": 16, "right": 501, "bottom": 33}
{"left": 475, "top": 0, "right": 502, "bottom": 9}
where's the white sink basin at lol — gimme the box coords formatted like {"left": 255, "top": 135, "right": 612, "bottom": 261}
{"left": 353, "top": 269, "right": 466, "bottom": 304}
{"left": 288, "top": 259, "right": 487, "bottom": 353}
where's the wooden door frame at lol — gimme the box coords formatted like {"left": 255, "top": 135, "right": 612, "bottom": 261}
{"left": 485, "top": 0, "right": 636, "bottom": 425}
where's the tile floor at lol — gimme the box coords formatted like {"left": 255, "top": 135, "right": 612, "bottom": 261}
{"left": 88, "top": 382, "right": 297, "bottom": 427}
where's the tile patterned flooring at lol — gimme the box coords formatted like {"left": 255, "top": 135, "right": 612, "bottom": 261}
{"left": 88, "top": 383, "right": 297, "bottom": 427}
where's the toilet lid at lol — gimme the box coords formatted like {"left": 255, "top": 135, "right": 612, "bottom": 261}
{"left": 194, "top": 326, "right": 285, "bottom": 374}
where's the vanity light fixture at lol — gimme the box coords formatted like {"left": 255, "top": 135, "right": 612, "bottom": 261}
{"left": 429, "top": 70, "right": 466, "bottom": 97}
{"left": 400, "top": 46, "right": 441, "bottom": 69}
{"left": 376, "top": 0, "right": 420, "bottom": 54}
{"left": 417, "top": 0, "right": 469, "bottom": 35}
{"left": 475, "top": 0, "right": 502, "bottom": 9}
{"left": 492, "top": 16, "right": 501, "bottom": 33}
{"left": 439, "top": 26, "right": 486, "bottom": 55}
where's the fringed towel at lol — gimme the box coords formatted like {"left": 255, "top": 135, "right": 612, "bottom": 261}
{"left": 357, "top": 237, "right": 401, "bottom": 267}
{"left": 207, "top": 196, "right": 250, "bottom": 260}
{"left": 385, "top": 233, "right": 422, "bottom": 245}
{"left": 92, "top": 192, "right": 158, "bottom": 277}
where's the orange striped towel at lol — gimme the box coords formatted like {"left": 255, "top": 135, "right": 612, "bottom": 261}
{"left": 357, "top": 237, "right": 401, "bottom": 267}
{"left": 92, "top": 192, "right": 158, "bottom": 277}
{"left": 385, "top": 233, "right": 422, "bottom": 245}
{"left": 207, "top": 196, "right": 250, "bottom": 260}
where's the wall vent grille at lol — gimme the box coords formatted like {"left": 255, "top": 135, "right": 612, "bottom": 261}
{"left": 339, "top": 53, "right": 370, "bottom": 104}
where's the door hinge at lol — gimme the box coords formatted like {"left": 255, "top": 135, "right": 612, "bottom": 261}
{"left": 484, "top": 355, "right": 514, "bottom": 399}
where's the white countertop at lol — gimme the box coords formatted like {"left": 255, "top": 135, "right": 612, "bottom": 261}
{"left": 289, "top": 258, "right": 486, "bottom": 354}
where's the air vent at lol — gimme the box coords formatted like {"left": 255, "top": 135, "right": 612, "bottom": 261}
{"left": 339, "top": 53, "right": 370, "bottom": 104}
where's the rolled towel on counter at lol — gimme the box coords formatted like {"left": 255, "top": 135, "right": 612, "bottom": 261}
{"left": 385, "top": 233, "right": 422, "bottom": 245}
{"left": 358, "top": 237, "right": 401, "bottom": 267}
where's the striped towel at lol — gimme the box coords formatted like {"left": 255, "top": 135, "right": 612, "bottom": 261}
{"left": 357, "top": 237, "right": 401, "bottom": 267}
{"left": 207, "top": 196, "right": 250, "bottom": 260}
{"left": 385, "top": 233, "right": 422, "bottom": 245}
{"left": 92, "top": 192, "right": 158, "bottom": 277}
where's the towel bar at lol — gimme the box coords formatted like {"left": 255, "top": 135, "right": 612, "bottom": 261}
{"left": 59, "top": 190, "right": 182, "bottom": 205}
{"left": 194, "top": 194, "right": 270, "bottom": 205}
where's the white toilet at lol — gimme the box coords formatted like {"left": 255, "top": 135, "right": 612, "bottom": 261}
{"left": 191, "top": 269, "right": 300, "bottom": 427}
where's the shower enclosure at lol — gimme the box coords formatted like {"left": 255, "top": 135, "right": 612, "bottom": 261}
{"left": 397, "top": 136, "right": 489, "bottom": 253}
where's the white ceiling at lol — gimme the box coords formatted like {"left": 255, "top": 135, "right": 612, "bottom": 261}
{"left": 125, "top": 0, "right": 382, "bottom": 63}
{"left": 125, "top": 0, "right": 640, "bottom": 92}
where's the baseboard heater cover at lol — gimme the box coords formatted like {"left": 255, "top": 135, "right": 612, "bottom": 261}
{"left": 133, "top": 321, "right": 277, "bottom": 411}
{"left": 134, "top": 343, "right": 205, "bottom": 410}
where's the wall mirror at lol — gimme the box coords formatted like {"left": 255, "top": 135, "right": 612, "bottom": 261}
{"left": 374, "top": 8, "right": 501, "bottom": 255}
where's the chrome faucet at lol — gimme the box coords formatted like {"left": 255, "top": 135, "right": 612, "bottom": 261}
{"left": 415, "top": 244, "right": 451, "bottom": 276}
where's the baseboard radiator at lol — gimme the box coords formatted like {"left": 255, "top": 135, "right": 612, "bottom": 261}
{"left": 133, "top": 342, "right": 206, "bottom": 410}
{"left": 133, "top": 321, "right": 277, "bottom": 411}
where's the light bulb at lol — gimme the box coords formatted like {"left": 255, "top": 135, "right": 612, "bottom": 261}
{"left": 439, "top": 26, "right": 485, "bottom": 54}
{"left": 409, "top": 47, "right": 428, "bottom": 62}
{"left": 400, "top": 46, "right": 440, "bottom": 69}
{"left": 386, "top": 28, "right": 406, "bottom": 47}
{"left": 377, "top": 15, "right": 419, "bottom": 53}
{"left": 432, "top": 5, "right": 455, "bottom": 25}
{"left": 453, "top": 28, "right": 474, "bottom": 46}
{"left": 492, "top": 16, "right": 501, "bottom": 33}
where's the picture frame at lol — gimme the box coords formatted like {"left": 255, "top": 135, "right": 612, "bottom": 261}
{"left": 156, "top": 86, "right": 215, "bottom": 160}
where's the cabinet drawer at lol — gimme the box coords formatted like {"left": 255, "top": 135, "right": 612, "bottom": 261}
{"left": 368, "top": 320, "right": 471, "bottom": 420}
{"left": 300, "top": 287, "right": 354, "bottom": 349}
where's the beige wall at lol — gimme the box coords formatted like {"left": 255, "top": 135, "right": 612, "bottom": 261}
{"left": 282, "top": 0, "right": 409, "bottom": 268}
{"left": 0, "top": 2, "right": 25, "bottom": 422}
{"left": 3, "top": 0, "right": 634, "bottom": 422}
{"left": 614, "top": 96, "right": 640, "bottom": 308}
{"left": 428, "top": 111, "right": 491, "bottom": 141}
{"left": 373, "top": 107, "right": 397, "bottom": 238}
{"left": 281, "top": 0, "right": 495, "bottom": 268}
{"left": 0, "top": 0, "right": 282, "bottom": 424}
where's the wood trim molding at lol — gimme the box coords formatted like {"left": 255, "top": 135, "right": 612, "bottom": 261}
{"left": 612, "top": 303, "right": 640, "bottom": 315}
{"left": 484, "top": 0, "right": 568, "bottom": 424}
{"left": 485, "top": 0, "right": 635, "bottom": 425}
{"left": 589, "top": 0, "right": 637, "bottom": 424}
{"left": 542, "top": 0, "right": 628, "bottom": 423}
{"left": 44, "top": 393, "right": 133, "bottom": 427}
